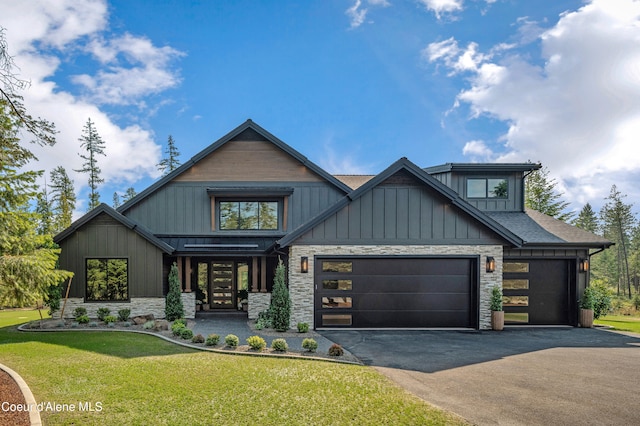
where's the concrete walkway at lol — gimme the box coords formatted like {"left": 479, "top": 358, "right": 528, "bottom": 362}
{"left": 319, "top": 327, "right": 640, "bottom": 425}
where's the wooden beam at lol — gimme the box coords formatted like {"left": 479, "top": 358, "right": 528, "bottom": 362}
{"left": 260, "top": 256, "right": 267, "bottom": 293}
{"left": 252, "top": 257, "right": 259, "bottom": 293}
{"left": 177, "top": 257, "right": 183, "bottom": 291}
{"left": 184, "top": 257, "right": 192, "bottom": 293}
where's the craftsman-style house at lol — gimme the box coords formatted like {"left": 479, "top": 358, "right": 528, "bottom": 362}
{"left": 54, "top": 120, "right": 611, "bottom": 329}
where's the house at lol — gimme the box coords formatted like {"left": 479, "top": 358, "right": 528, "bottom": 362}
{"left": 54, "top": 120, "right": 612, "bottom": 329}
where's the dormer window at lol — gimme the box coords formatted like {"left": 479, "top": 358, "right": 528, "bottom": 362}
{"left": 219, "top": 201, "right": 278, "bottom": 230}
{"left": 467, "top": 178, "right": 508, "bottom": 199}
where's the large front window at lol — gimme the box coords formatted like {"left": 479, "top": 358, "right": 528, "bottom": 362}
{"left": 219, "top": 201, "right": 279, "bottom": 230}
{"left": 86, "top": 258, "right": 128, "bottom": 301}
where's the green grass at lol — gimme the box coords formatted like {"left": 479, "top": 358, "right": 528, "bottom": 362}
{"left": 595, "top": 315, "right": 640, "bottom": 334}
{"left": 0, "top": 310, "right": 465, "bottom": 425}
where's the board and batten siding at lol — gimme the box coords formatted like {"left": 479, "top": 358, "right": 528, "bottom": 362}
{"left": 57, "top": 213, "right": 165, "bottom": 298}
{"left": 296, "top": 184, "right": 506, "bottom": 245}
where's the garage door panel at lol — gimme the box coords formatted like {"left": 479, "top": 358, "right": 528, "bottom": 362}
{"left": 316, "top": 257, "right": 477, "bottom": 328}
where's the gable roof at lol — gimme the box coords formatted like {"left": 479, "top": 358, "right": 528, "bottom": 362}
{"left": 277, "top": 157, "right": 524, "bottom": 248}
{"left": 54, "top": 204, "right": 174, "bottom": 254}
{"left": 486, "top": 209, "right": 613, "bottom": 248}
{"left": 118, "top": 119, "right": 352, "bottom": 214}
{"left": 424, "top": 162, "right": 542, "bottom": 174}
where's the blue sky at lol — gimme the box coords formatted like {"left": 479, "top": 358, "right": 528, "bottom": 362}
{"left": 3, "top": 0, "right": 639, "bottom": 216}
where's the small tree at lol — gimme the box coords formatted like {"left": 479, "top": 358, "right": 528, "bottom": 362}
{"left": 165, "top": 262, "right": 184, "bottom": 321}
{"left": 157, "top": 134, "right": 181, "bottom": 176}
{"left": 75, "top": 118, "right": 106, "bottom": 211}
{"left": 270, "top": 258, "right": 291, "bottom": 332}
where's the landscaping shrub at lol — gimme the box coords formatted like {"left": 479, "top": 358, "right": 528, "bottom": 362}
{"left": 328, "top": 343, "right": 344, "bottom": 357}
{"left": 45, "top": 282, "right": 63, "bottom": 317}
{"left": 192, "top": 333, "right": 205, "bottom": 344}
{"left": 591, "top": 281, "right": 612, "bottom": 319}
{"left": 117, "top": 309, "right": 131, "bottom": 322}
{"left": 297, "top": 322, "right": 309, "bottom": 333}
{"left": 180, "top": 328, "right": 194, "bottom": 340}
{"left": 171, "top": 322, "right": 186, "bottom": 336}
{"left": 107, "top": 322, "right": 115, "bottom": 328}
{"left": 225, "top": 334, "right": 239, "bottom": 348}
{"left": 88, "top": 321, "right": 98, "bottom": 328}
{"left": 174, "top": 318, "right": 187, "bottom": 327}
{"left": 270, "top": 259, "right": 291, "bottom": 332}
{"left": 165, "top": 262, "right": 184, "bottom": 321}
{"left": 302, "top": 338, "right": 318, "bottom": 353}
{"left": 104, "top": 315, "right": 117, "bottom": 324}
{"left": 246, "top": 335, "right": 266, "bottom": 351}
{"left": 73, "top": 307, "right": 87, "bottom": 319}
{"left": 97, "top": 307, "right": 111, "bottom": 321}
{"left": 271, "top": 338, "right": 288, "bottom": 352}
{"left": 580, "top": 287, "right": 595, "bottom": 310}
{"left": 205, "top": 334, "right": 220, "bottom": 346}
{"left": 76, "top": 314, "right": 90, "bottom": 324}
{"left": 257, "top": 309, "right": 273, "bottom": 329}
{"left": 490, "top": 286, "right": 503, "bottom": 311}
{"left": 143, "top": 320, "right": 155, "bottom": 330}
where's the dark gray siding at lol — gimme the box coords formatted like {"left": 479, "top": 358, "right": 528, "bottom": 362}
{"left": 123, "top": 181, "right": 345, "bottom": 235}
{"left": 297, "top": 183, "right": 505, "bottom": 245}
{"left": 58, "top": 213, "right": 165, "bottom": 298}
{"left": 504, "top": 248, "right": 587, "bottom": 258}
{"left": 431, "top": 171, "right": 524, "bottom": 212}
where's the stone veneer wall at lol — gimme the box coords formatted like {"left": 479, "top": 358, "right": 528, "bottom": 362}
{"left": 59, "top": 293, "right": 196, "bottom": 320}
{"left": 248, "top": 293, "right": 271, "bottom": 320}
{"left": 288, "top": 245, "right": 503, "bottom": 330}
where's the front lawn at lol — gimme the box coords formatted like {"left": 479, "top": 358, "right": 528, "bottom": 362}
{"left": 595, "top": 315, "right": 640, "bottom": 334}
{"left": 0, "top": 311, "right": 466, "bottom": 425}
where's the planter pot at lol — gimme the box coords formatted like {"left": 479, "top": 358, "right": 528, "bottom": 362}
{"left": 491, "top": 310, "right": 504, "bottom": 331}
{"left": 580, "top": 308, "right": 594, "bottom": 328}
{"left": 196, "top": 305, "right": 201, "bottom": 312}
{"left": 242, "top": 303, "right": 248, "bottom": 312}
{"left": 202, "top": 304, "right": 210, "bottom": 311}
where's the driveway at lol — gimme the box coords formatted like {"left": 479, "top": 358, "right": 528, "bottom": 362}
{"left": 319, "top": 327, "right": 640, "bottom": 425}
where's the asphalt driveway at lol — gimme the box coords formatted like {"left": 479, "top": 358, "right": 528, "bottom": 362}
{"left": 319, "top": 327, "right": 640, "bottom": 425}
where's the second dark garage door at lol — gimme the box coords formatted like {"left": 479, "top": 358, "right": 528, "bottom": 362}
{"left": 315, "top": 257, "right": 477, "bottom": 328}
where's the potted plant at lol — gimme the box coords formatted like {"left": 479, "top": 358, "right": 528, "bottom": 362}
{"left": 580, "top": 287, "right": 595, "bottom": 328}
{"left": 237, "top": 289, "right": 249, "bottom": 311}
{"left": 490, "top": 286, "right": 504, "bottom": 331}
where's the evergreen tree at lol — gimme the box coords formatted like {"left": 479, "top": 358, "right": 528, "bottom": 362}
{"left": 573, "top": 203, "right": 599, "bottom": 233}
{"left": 165, "top": 262, "right": 184, "bottom": 321}
{"left": 112, "top": 192, "right": 121, "bottom": 209}
{"left": 600, "top": 185, "right": 636, "bottom": 297}
{"left": 35, "top": 184, "right": 54, "bottom": 235}
{"left": 270, "top": 258, "right": 291, "bottom": 332}
{"left": 76, "top": 118, "right": 106, "bottom": 211}
{"left": 157, "top": 135, "right": 181, "bottom": 176}
{"left": 525, "top": 166, "right": 573, "bottom": 222}
{"left": 122, "top": 187, "right": 137, "bottom": 203}
{"left": 49, "top": 166, "right": 76, "bottom": 233}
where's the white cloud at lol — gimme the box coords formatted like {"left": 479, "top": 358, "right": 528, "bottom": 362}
{"left": 428, "top": 0, "right": 640, "bottom": 210}
{"left": 0, "top": 0, "right": 183, "bottom": 212}
{"left": 346, "top": 0, "right": 391, "bottom": 29}
{"left": 462, "top": 140, "right": 494, "bottom": 161}
{"left": 418, "top": 0, "right": 463, "bottom": 20}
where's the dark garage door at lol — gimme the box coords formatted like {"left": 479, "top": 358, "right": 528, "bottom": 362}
{"left": 315, "top": 257, "right": 477, "bottom": 328}
{"left": 503, "top": 259, "right": 574, "bottom": 325}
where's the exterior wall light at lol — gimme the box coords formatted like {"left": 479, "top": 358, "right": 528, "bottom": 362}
{"left": 486, "top": 256, "right": 496, "bottom": 273}
{"left": 579, "top": 258, "right": 589, "bottom": 273}
{"left": 301, "top": 256, "right": 309, "bottom": 273}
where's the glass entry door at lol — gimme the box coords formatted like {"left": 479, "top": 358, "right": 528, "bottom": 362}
{"left": 211, "top": 261, "right": 234, "bottom": 308}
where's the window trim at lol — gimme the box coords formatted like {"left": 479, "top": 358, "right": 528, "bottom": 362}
{"left": 85, "top": 257, "right": 130, "bottom": 303}
{"left": 466, "top": 177, "right": 509, "bottom": 199}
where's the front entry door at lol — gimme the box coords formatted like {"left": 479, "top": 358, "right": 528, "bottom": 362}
{"left": 211, "top": 261, "right": 234, "bottom": 309}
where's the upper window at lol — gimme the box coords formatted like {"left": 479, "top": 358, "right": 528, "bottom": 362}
{"left": 467, "top": 178, "right": 508, "bottom": 199}
{"left": 86, "top": 258, "right": 128, "bottom": 302}
{"left": 219, "top": 201, "right": 279, "bottom": 230}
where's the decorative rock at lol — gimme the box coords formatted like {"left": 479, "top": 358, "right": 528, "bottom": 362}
{"left": 154, "top": 320, "right": 169, "bottom": 331}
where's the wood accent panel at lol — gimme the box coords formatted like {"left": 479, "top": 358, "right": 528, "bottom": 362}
{"left": 174, "top": 140, "right": 324, "bottom": 182}
{"left": 260, "top": 256, "right": 267, "bottom": 293}
{"left": 283, "top": 196, "right": 289, "bottom": 231}
{"left": 210, "top": 196, "right": 215, "bottom": 231}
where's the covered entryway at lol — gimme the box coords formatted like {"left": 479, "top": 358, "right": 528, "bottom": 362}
{"left": 315, "top": 257, "right": 478, "bottom": 328}
{"left": 503, "top": 259, "right": 575, "bottom": 325}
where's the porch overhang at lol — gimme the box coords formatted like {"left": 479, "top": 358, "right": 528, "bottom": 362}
{"left": 159, "top": 236, "right": 283, "bottom": 256}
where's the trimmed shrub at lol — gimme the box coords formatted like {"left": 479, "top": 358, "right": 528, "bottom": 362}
{"left": 328, "top": 343, "right": 344, "bottom": 357}
{"left": 104, "top": 315, "right": 117, "bottom": 324}
{"left": 174, "top": 318, "right": 187, "bottom": 327}
{"left": 122, "top": 321, "right": 131, "bottom": 327}
{"left": 88, "top": 321, "right": 98, "bottom": 328}
{"left": 73, "top": 307, "right": 87, "bottom": 319}
{"left": 297, "top": 322, "right": 309, "bottom": 333}
{"left": 76, "top": 314, "right": 90, "bottom": 324}
{"left": 180, "top": 328, "right": 194, "bottom": 340}
{"left": 165, "top": 262, "right": 184, "bottom": 321}
{"left": 302, "top": 338, "right": 318, "bottom": 353}
{"left": 117, "top": 309, "right": 131, "bottom": 322}
{"left": 490, "top": 286, "right": 503, "bottom": 311}
{"left": 205, "top": 334, "right": 220, "bottom": 346}
{"left": 225, "top": 334, "right": 239, "bottom": 348}
{"left": 96, "top": 307, "right": 111, "bottom": 321}
{"left": 257, "top": 309, "right": 273, "bottom": 329}
{"left": 247, "top": 335, "right": 267, "bottom": 351}
{"left": 580, "top": 287, "right": 595, "bottom": 310}
{"left": 107, "top": 322, "right": 115, "bottom": 328}
{"left": 143, "top": 320, "right": 155, "bottom": 330}
{"left": 271, "top": 338, "right": 288, "bottom": 352}
{"left": 171, "top": 322, "right": 186, "bottom": 336}
{"left": 270, "top": 259, "right": 291, "bottom": 332}
{"left": 192, "top": 333, "right": 205, "bottom": 344}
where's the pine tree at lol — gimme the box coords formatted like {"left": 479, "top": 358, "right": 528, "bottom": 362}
{"left": 525, "top": 166, "right": 573, "bottom": 222}
{"left": 76, "top": 118, "right": 106, "bottom": 211}
{"left": 112, "top": 192, "right": 121, "bottom": 209}
{"left": 165, "top": 262, "right": 184, "bottom": 321}
{"left": 573, "top": 203, "right": 599, "bottom": 233}
{"left": 122, "top": 187, "right": 137, "bottom": 203}
{"left": 49, "top": 166, "right": 75, "bottom": 233}
{"left": 157, "top": 135, "right": 181, "bottom": 176}
{"left": 35, "top": 184, "right": 54, "bottom": 235}
{"left": 270, "top": 258, "right": 291, "bottom": 332}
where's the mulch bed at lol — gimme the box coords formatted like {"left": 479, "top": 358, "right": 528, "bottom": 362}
{"left": 0, "top": 370, "right": 30, "bottom": 426}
